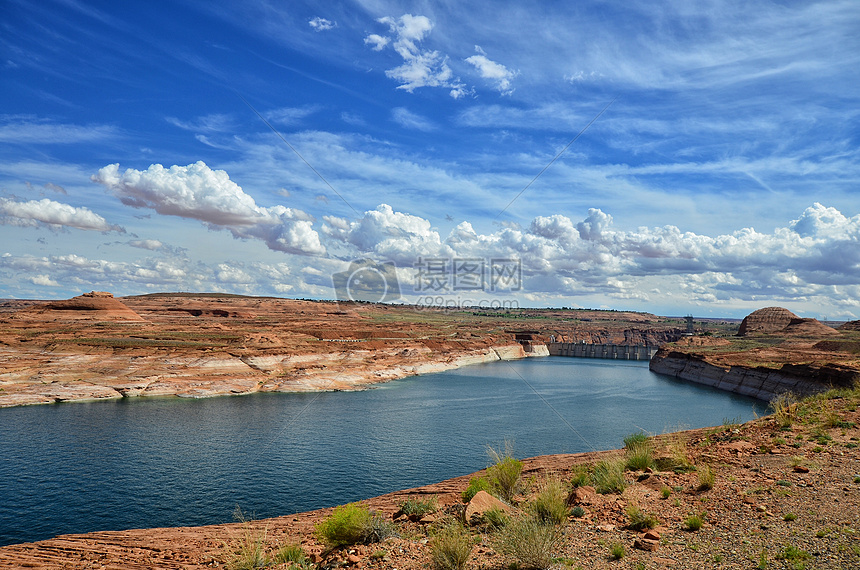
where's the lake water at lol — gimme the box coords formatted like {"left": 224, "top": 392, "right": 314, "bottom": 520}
{"left": 0, "top": 357, "right": 763, "bottom": 546}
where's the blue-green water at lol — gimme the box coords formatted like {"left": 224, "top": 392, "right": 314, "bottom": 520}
{"left": 0, "top": 357, "right": 761, "bottom": 546}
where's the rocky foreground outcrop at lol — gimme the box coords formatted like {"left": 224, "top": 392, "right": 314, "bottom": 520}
{"left": 2, "top": 395, "right": 859, "bottom": 569}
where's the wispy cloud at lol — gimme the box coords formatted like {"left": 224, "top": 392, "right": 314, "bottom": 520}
{"left": 465, "top": 46, "right": 517, "bottom": 95}
{"left": 391, "top": 107, "right": 436, "bottom": 131}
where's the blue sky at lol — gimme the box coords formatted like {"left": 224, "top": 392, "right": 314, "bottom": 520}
{"left": 1, "top": 0, "right": 859, "bottom": 319}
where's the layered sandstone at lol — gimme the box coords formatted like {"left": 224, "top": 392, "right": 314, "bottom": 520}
{"left": 736, "top": 306, "right": 798, "bottom": 336}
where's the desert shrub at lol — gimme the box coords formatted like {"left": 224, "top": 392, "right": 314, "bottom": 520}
{"left": 224, "top": 525, "right": 269, "bottom": 570}
{"left": 570, "top": 464, "right": 591, "bottom": 488}
{"left": 570, "top": 506, "right": 585, "bottom": 518}
{"left": 398, "top": 495, "right": 438, "bottom": 517}
{"left": 430, "top": 522, "right": 473, "bottom": 570}
{"left": 624, "top": 431, "right": 654, "bottom": 471}
{"left": 609, "top": 541, "right": 626, "bottom": 560}
{"left": 273, "top": 544, "right": 308, "bottom": 565}
{"left": 684, "top": 514, "right": 704, "bottom": 531}
{"left": 783, "top": 512, "right": 797, "bottom": 522}
{"left": 626, "top": 505, "right": 659, "bottom": 531}
{"left": 314, "top": 503, "right": 374, "bottom": 548}
{"left": 660, "top": 486, "right": 672, "bottom": 499}
{"left": 366, "top": 511, "right": 398, "bottom": 543}
{"left": 777, "top": 545, "right": 810, "bottom": 561}
{"left": 482, "top": 507, "right": 509, "bottom": 529}
{"left": 494, "top": 516, "right": 562, "bottom": 570}
{"left": 591, "top": 458, "right": 627, "bottom": 494}
{"left": 461, "top": 476, "right": 489, "bottom": 502}
{"left": 530, "top": 477, "right": 569, "bottom": 526}
{"left": 697, "top": 463, "right": 716, "bottom": 491}
{"left": 486, "top": 443, "right": 523, "bottom": 502}
{"left": 770, "top": 392, "right": 797, "bottom": 428}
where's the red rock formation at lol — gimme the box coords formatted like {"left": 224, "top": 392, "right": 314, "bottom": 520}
{"left": 14, "top": 291, "right": 146, "bottom": 322}
{"left": 737, "top": 307, "right": 799, "bottom": 336}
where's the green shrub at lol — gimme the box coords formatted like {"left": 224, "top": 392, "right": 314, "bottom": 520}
{"left": 398, "top": 495, "right": 439, "bottom": 517}
{"left": 314, "top": 503, "right": 374, "bottom": 548}
{"left": 570, "top": 465, "right": 591, "bottom": 488}
{"left": 626, "top": 505, "right": 659, "bottom": 531}
{"left": 770, "top": 392, "right": 797, "bottom": 428}
{"left": 783, "top": 512, "right": 797, "bottom": 522}
{"left": 494, "top": 516, "right": 562, "bottom": 570}
{"left": 624, "top": 433, "right": 654, "bottom": 471}
{"left": 461, "top": 476, "right": 489, "bottom": 502}
{"left": 684, "top": 514, "right": 704, "bottom": 531}
{"left": 430, "top": 522, "right": 473, "bottom": 570}
{"left": 609, "top": 541, "right": 625, "bottom": 560}
{"left": 570, "top": 505, "right": 586, "bottom": 518}
{"left": 225, "top": 525, "right": 269, "bottom": 570}
{"left": 273, "top": 544, "right": 308, "bottom": 565}
{"left": 777, "top": 545, "right": 810, "bottom": 561}
{"left": 591, "top": 458, "right": 627, "bottom": 494}
{"left": 366, "top": 511, "right": 398, "bottom": 543}
{"left": 486, "top": 443, "right": 523, "bottom": 502}
{"left": 482, "top": 506, "right": 509, "bottom": 529}
{"left": 530, "top": 478, "right": 569, "bottom": 526}
{"left": 660, "top": 486, "right": 672, "bottom": 499}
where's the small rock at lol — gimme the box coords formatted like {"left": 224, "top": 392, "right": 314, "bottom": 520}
{"left": 634, "top": 538, "right": 659, "bottom": 552}
{"left": 567, "top": 486, "right": 597, "bottom": 506}
{"left": 419, "top": 513, "right": 438, "bottom": 524}
{"left": 644, "top": 530, "right": 661, "bottom": 541}
{"left": 347, "top": 554, "right": 361, "bottom": 564}
{"left": 756, "top": 505, "right": 767, "bottom": 512}
{"left": 793, "top": 465, "right": 810, "bottom": 473}
{"left": 597, "top": 524, "right": 616, "bottom": 532}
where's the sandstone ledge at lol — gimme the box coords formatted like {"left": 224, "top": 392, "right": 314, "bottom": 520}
{"left": 649, "top": 348, "right": 857, "bottom": 401}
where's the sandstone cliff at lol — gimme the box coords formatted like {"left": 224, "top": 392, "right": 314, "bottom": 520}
{"left": 649, "top": 348, "right": 856, "bottom": 401}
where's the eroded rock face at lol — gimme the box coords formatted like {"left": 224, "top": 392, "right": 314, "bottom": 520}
{"left": 839, "top": 320, "right": 860, "bottom": 331}
{"left": 782, "top": 318, "right": 839, "bottom": 336}
{"left": 737, "top": 307, "right": 799, "bottom": 336}
{"left": 14, "top": 291, "right": 146, "bottom": 322}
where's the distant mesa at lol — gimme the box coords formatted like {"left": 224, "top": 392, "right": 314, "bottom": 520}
{"left": 737, "top": 307, "right": 838, "bottom": 337}
{"left": 15, "top": 291, "right": 146, "bottom": 322}
{"left": 839, "top": 320, "right": 860, "bottom": 331}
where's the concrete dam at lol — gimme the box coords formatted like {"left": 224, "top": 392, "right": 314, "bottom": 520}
{"left": 548, "top": 342, "right": 658, "bottom": 360}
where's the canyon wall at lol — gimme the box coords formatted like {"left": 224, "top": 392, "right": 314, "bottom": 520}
{"left": 649, "top": 348, "right": 857, "bottom": 401}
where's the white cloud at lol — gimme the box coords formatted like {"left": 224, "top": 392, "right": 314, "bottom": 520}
{"left": 365, "top": 14, "right": 468, "bottom": 98}
{"left": 0, "top": 117, "right": 116, "bottom": 143}
{"left": 128, "top": 239, "right": 163, "bottom": 250}
{"left": 30, "top": 274, "right": 60, "bottom": 287}
{"left": 91, "top": 161, "right": 325, "bottom": 256}
{"left": 364, "top": 34, "right": 388, "bottom": 51}
{"left": 465, "top": 46, "right": 517, "bottom": 95}
{"left": 391, "top": 107, "right": 436, "bottom": 131}
{"left": 308, "top": 17, "right": 336, "bottom": 32}
{"left": 0, "top": 197, "right": 124, "bottom": 232}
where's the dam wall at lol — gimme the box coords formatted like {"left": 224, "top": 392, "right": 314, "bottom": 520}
{"left": 548, "top": 342, "right": 657, "bottom": 360}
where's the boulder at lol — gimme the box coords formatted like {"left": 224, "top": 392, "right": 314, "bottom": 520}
{"left": 464, "top": 491, "right": 512, "bottom": 525}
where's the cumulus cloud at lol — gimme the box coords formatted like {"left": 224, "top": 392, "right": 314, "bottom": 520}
{"left": 92, "top": 161, "right": 325, "bottom": 256}
{"left": 365, "top": 14, "right": 469, "bottom": 98}
{"left": 465, "top": 46, "right": 517, "bottom": 95}
{"left": 0, "top": 197, "right": 124, "bottom": 232}
{"left": 308, "top": 17, "right": 336, "bottom": 31}
{"left": 321, "top": 202, "right": 860, "bottom": 305}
